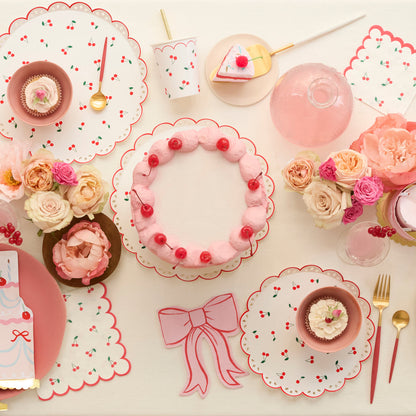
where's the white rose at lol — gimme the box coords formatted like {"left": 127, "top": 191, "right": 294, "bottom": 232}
{"left": 24, "top": 191, "right": 73, "bottom": 233}
{"left": 65, "top": 166, "right": 109, "bottom": 219}
{"left": 303, "top": 179, "right": 351, "bottom": 229}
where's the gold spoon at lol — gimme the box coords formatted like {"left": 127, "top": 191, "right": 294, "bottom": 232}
{"left": 389, "top": 310, "right": 409, "bottom": 383}
{"left": 90, "top": 37, "right": 108, "bottom": 111}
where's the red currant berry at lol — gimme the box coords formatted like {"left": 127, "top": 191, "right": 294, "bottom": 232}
{"left": 6, "top": 223, "right": 15, "bottom": 233}
{"left": 325, "top": 317, "right": 333, "bottom": 323}
{"left": 248, "top": 179, "right": 260, "bottom": 191}
{"left": 8, "top": 237, "right": 15, "bottom": 245}
{"left": 0, "top": 226, "right": 6, "bottom": 234}
{"left": 22, "top": 311, "right": 30, "bottom": 320}
{"left": 15, "top": 238, "right": 23, "bottom": 246}
{"left": 368, "top": 227, "right": 375, "bottom": 235}
{"left": 168, "top": 137, "right": 182, "bottom": 150}
{"left": 240, "top": 225, "right": 254, "bottom": 239}
{"left": 216, "top": 138, "right": 230, "bottom": 152}
{"left": 148, "top": 154, "right": 159, "bottom": 168}
{"left": 235, "top": 55, "right": 249, "bottom": 68}
{"left": 175, "top": 247, "right": 187, "bottom": 259}
{"left": 154, "top": 233, "right": 167, "bottom": 245}
{"left": 0, "top": 277, "right": 6, "bottom": 286}
{"left": 140, "top": 204, "right": 154, "bottom": 217}
{"left": 382, "top": 226, "right": 389, "bottom": 232}
{"left": 200, "top": 251, "right": 212, "bottom": 263}
{"left": 3, "top": 231, "right": 11, "bottom": 238}
{"left": 13, "top": 231, "right": 20, "bottom": 238}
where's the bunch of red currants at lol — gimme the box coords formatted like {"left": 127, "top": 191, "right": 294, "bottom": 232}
{"left": 368, "top": 225, "right": 396, "bottom": 238}
{"left": 0, "top": 223, "right": 23, "bottom": 245}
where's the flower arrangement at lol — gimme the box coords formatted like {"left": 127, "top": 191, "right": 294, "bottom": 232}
{"left": 0, "top": 146, "right": 109, "bottom": 234}
{"left": 282, "top": 149, "right": 384, "bottom": 229}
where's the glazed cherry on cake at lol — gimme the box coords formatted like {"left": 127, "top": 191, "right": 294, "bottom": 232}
{"left": 130, "top": 126, "right": 269, "bottom": 269}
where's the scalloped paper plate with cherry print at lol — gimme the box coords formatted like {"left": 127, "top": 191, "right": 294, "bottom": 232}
{"left": 110, "top": 118, "right": 275, "bottom": 282}
{"left": 0, "top": 2, "right": 147, "bottom": 163}
{"left": 240, "top": 265, "right": 375, "bottom": 398}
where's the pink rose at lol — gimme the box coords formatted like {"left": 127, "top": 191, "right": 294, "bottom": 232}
{"left": 319, "top": 158, "right": 337, "bottom": 181}
{"left": 342, "top": 197, "right": 363, "bottom": 224}
{"left": 22, "top": 149, "right": 56, "bottom": 194}
{"left": 52, "top": 162, "right": 78, "bottom": 186}
{"left": 52, "top": 221, "right": 111, "bottom": 286}
{"left": 353, "top": 176, "right": 384, "bottom": 205}
{"left": 350, "top": 113, "right": 416, "bottom": 191}
{"left": 0, "top": 142, "right": 28, "bottom": 202}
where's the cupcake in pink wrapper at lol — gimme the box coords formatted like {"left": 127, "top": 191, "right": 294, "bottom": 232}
{"left": 52, "top": 221, "right": 111, "bottom": 285}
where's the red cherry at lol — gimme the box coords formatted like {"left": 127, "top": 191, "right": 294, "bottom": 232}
{"left": 154, "top": 233, "right": 167, "bottom": 245}
{"left": 148, "top": 154, "right": 159, "bottom": 168}
{"left": 0, "top": 277, "right": 6, "bottom": 286}
{"left": 240, "top": 225, "right": 254, "bottom": 239}
{"left": 216, "top": 138, "right": 230, "bottom": 152}
{"left": 168, "top": 138, "right": 182, "bottom": 150}
{"left": 235, "top": 55, "right": 249, "bottom": 68}
{"left": 248, "top": 179, "right": 260, "bottom": 191}
{"left": 175, "top": 247, "right": 187, "bottom": 259}
{"left": 22, "top": 311, "right": 30, "bottom": 320}
{"left": 140, "top": 204, "right": 154, "bottom": 217}
{"left": 200, "top": 251, "right": 212, "bottom": 263}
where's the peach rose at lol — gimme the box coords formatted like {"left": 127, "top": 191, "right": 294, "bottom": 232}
{"left": 282, "top": 156, "right": 317, "bottom": 192}
{"left": 22, "top": 149, "right": 56, "bottom": 194}
{"left": 303, "top": 179, "right": 351, "bottom": 229}
{"left": 326, "top": 149, "right": 371, "bottom": 190}
{"left": 350, "top": 113, "right": 416, "bottom": 191}
{"left": 0, "top": 142, "right": 28, "bottom": 202}
{"left": 65, "top": 166, "right": 109, "bottom": 218}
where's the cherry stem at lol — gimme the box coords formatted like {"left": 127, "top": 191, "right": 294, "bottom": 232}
{"left": 255, "top": 172, "right": 263, "bottom": 181}
{"left": 132, "top": 189, "right": 145, "bottom": 205}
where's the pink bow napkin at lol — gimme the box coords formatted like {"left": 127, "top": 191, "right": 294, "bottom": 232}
{"left": 158, "top": 294, "right": 246, "bottom": 398}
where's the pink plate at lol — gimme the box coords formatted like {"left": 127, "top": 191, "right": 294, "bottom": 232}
{"left": 0, "top": 244, "right": 66, "bottom": 400}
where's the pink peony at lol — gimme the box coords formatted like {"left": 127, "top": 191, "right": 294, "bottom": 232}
{"left": 350, "top": 113, "right": 416, "bottom": 191}
{"left": 52, "top": 221, "right": 111, "bottom": 285}
{"left": 319, "top": 158, "right": 337, "bottom": 181}
{"left": 52, "top": 162, "right": 78, "bottom": 186}
{"left": 342, "top": 197, "right": 363, "bottom": 224}
{"left": 0, "top": 142, "right": 28, "bottom": 202}
{"left": 353, "top": 176, "right": 384, "bottom": 205}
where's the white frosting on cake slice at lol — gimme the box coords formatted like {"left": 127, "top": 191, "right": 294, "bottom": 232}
{"left": 211, "top": 44, "right": 254, "bottom": 83}
{"left": 396, "top": 185, "right": 416, "bottom": 230}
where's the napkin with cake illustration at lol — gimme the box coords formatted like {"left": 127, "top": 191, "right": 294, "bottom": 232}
{"left": 0, "top": 251, "right": 38, "bottom": 390}
{"left": 344, "top": 25, "right": 416, "bottom": 114}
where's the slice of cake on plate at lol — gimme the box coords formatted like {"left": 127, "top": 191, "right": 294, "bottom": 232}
{"left": 210, "top": 44, "right": 255, "bottom": 82}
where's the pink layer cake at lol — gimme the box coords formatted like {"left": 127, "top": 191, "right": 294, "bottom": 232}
{"left": 130, "top": 127, "right": 268, "bottom": 269}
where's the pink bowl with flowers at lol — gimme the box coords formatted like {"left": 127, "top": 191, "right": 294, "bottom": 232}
{"left": 7, "top": 61, "right": 72, "bottom": 127}
{"left": 296, "top": 286, "right": 362, "bottom": 353}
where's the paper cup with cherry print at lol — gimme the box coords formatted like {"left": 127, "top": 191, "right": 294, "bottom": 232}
{"left": 152, "top": 37, "right": 200, "bottom": 99}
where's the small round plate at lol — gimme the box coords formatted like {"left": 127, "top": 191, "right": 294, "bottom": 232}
{"left": 42, "top": 213, "right": 121, "bottom": 287}
{"left": 205, "top": 34, "right": 279, "bottom": 106}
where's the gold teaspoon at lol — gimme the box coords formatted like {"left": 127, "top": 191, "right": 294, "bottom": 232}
{"left": 90, "top": 37, "right": 108, "bottom": 111}
{"left": 389, "top": 310, "right": 409, "bottom": 383}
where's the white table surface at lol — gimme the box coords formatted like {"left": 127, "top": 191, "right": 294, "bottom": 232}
{"left": 2, "top": 0, "right": 416, "bottom": 415}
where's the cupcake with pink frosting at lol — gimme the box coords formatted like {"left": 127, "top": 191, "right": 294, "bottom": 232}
{"left": 21, "top": 75, "right": 61, "bottom": 117}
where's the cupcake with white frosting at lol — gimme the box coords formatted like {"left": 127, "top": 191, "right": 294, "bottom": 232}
{"left": 21, "top": 74, "right": 61, "bottom": 117}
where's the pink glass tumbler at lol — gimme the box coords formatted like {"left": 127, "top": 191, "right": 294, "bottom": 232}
{"left": 270, "top": 63, "right": 353, "bottom": 147}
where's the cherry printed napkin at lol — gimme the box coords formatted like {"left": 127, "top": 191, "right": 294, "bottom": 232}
{"left": 37, "top": 283, "right": 130, "bottom": 400}
{"left": 344, "top": 25, "right": 416, "bottom": 114}
{"left": 159, "top": 293, "right": 247, "bottom": 398}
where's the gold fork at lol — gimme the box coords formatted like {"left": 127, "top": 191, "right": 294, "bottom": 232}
{"left": 370, "top": 274, "right": 391, "bottom": 404}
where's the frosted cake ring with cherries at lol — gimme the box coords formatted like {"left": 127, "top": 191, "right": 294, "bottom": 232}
{"left": 111, "top": 118, "right": 274, "bottom": 281}
{"left": 130, "top": 127, "right": 269, "bottom": 269}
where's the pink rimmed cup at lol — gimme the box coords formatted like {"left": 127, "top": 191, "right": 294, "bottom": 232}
{"left": 7, "top": 61, "right": 72, "bottom": 127}
{"left": 296, "top": 286, "right": 362, "bottom": 353}
{"left": 151, "top": 37, "right": 200, "bottom": 99}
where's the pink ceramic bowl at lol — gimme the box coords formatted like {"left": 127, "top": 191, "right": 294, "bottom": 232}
{"left": 296, "top": 286, "right": 362, "bottom": 353}
{"left": 7, "top": 61, "right": 72, "bottom": 127}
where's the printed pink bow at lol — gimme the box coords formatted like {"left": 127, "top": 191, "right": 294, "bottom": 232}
{"left": 158, "top": 293, "right": 246, "bottom": 398}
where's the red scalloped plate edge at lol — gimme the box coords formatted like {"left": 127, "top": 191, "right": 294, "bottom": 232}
{"left": 110, "top": 117, "right": 275, "bottom": 282}
{"left": 0, "top": 1, "right": 148, "bottom": 164}
{"left": 38, "top": 282, "right": 131, "bottom": 401}
{"left": 239, "top": 264, "right": 375, "bottom": 398}
{"left": 344, "top": 24, "right": 416, "bottom": 77}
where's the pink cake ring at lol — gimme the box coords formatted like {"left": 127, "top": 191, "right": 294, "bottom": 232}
{"left": 130, "top": 127, "right": 268, "bottom": 269}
